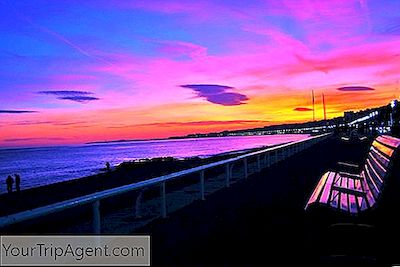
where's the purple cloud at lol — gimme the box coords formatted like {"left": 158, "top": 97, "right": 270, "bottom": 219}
{"left": 58, "top": 96, "right": 100, "bottom": 103}
{"left": 37, "top": 90, "right": 100, "bottom": 103}
{"left": 0, "top": 110, "right": 37, "bottom": 114}
{"left": 337, "top": 86, "right": 375, "bottom": 91}
{"left": 181, "top": 84, "right": 248, "bottom": 106}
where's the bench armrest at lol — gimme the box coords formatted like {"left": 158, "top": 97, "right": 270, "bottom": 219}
{"left": 336, "top": 161, "right": 363, "bottom": 173}
{"left": 339, "top": 172, "right": 363, "bottom": 180}
{"left": 338, "top": 162, "right": 359, "bottom": 168}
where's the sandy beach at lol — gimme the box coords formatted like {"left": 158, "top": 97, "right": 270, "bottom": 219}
{"left": 0, "top": 145, "right": 271, "bottom": 229}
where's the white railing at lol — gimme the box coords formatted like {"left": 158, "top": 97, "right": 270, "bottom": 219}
{"left": 0, "top": 133, "right": 331, "bottom": 232}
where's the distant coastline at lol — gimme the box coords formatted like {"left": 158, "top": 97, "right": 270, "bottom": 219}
{"left": 86, "top": 104, "right": 383, "bottom": 145}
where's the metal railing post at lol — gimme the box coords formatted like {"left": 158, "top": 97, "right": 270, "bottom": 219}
{"left": 135, "top": 190, "right": 144, "bottom": 218}
{"left": 92, "top": 200, "right": 101, "bottom": 234}
{"left": 200, "top": 171, "right": 205, "bottom": 200}
{"left": 225, "top": 164, "right": 230, "bottom": 187}
{"left": 160, "top": 182, "right": 167, "bottom": 218}
{"left": 244, "top": 158, "right": 248, "bottom": 178}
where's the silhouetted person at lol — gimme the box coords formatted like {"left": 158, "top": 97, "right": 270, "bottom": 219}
{"left": 15, "top": 174, "right": 21, "bottom": 193}
{"left": 6, "top": 175, "right": 13, "bottom": 194}
{"left": 105, "top": 162, "right": 111, "bottom": 172}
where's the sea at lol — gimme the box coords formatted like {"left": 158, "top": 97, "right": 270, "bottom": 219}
{"left": 0, "top": 134, "right": 309, "bottom": 194}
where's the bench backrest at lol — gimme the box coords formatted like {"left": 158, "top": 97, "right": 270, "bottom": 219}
{"left": 360, "top": 135, "right": 400, "bottom": 209}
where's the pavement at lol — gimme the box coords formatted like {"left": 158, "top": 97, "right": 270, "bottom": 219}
{"left": 131, "top": 136, "right": 389, "bottom": 267}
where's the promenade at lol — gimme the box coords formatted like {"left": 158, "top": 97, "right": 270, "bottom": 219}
{"left": 4, "top": 135, "right": 398, "bottom": 266}
{"left": 132, "top": 136, "right": 384, "bottom": 266}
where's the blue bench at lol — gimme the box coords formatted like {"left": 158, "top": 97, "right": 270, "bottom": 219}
{"left": 305, "top": 135, "right": 400, "bottom": 214}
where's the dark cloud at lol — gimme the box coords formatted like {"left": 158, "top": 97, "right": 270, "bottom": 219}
{"left": 58, "top": 96, "right": 100, "bottom": 103}
{"left": 3, "top": 137, "right": 66, "bottom": 142}
{"left": 0, "top": 110, "right": 37, "bottom": 114}
{"left": 11, "top": 121, "right": 52, "bottom": 126}
{"left": 181, "top": 84, "right": 249, "bottom": 106}
{"left": 5, "top": 120, "right": 89, "bottom": 126}
{"left": 337, "top": 86, "right": 375, "bottom": 91}
{"left": 294, "top": 107, "right": 313, "bottom": 112}
{"left": 37, "top": 90, "right": 100, "bottom": 103}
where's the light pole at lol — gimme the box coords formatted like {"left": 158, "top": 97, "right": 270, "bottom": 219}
{"left": 390, "top": 100, "right": 396, "bottom": 128}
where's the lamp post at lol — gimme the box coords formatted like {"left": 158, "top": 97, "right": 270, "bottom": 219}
{"left": 390, "top": 100, "right": 396, "bottom": 128}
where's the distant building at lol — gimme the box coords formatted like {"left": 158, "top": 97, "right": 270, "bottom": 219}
{"left": 344, "top": 111, "right": 355, "bottom": 122}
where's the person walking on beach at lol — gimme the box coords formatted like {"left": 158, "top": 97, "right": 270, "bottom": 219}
{"left": 6, "top": 175, "right": 14, "bottom": 194}
{"left": 14, "top": 174, "right": 21, "bottom": 193}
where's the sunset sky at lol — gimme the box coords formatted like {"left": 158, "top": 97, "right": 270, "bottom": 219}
{"left": 1, "top": 0, "right": 400, "bottom": 147}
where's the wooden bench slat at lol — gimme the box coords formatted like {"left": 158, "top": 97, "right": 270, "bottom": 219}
{"left": 355, "top": 179, "right": 362, "bottom": 191}
{"left": 361, "top": 172, "right": 376, "bottom": 208}
{"left": 358, "top": 196, "right": 368, "bottom": 211}
{"left": 372, "top": 140, "right": 394, "bottom": 158}
{"left": 320, "top": 172, "right": 336, "bottom": 204}
{"left": 366, "top": 158, "right": 384, "bottom": 185}
{"left": 368, "top": 153, "right": 387, "bottom": 176}
{"left": 340, "top": 191, "right": 349, "bottom": 211}
{"left": 370, "top": 147, "right": 390, "bottom": 167}
{"left": 364, "top": 166, "right": 380, "bottom": 198}
{"left": 349, "top": 178, "right": 354, "bottom": 190}
{"left": 306, "top": 172, "right": 330, "bottom": 207}
{"left": 379, "top": 135, "right": 400, "bottom": 148}
{"left": 349, "top": 194, "right": 358, "bottom": 213}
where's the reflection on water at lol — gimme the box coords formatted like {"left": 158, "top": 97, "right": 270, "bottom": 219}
{"left": 0, "top": 134, "right": 309, "bottom": 193}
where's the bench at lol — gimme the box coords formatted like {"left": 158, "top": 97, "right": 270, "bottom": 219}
{"left": 305, "top": 135, "right": 400, "bottom": 214}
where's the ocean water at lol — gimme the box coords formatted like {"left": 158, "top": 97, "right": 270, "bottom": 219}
{"left": 0, "top": 134, "right": 309, "bottom": 193}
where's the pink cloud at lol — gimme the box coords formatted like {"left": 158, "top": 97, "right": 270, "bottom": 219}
{"left": 155, "top": 40, "right": 208, "bottom": 60}
{"left": 279, "top": 0, "right": 366, "bottom": 22}
{"left": 243, "top": 25, "right": 309, "bottom": 54}
{"left": 99, "top": 0, "right": 250, "bottom": 22}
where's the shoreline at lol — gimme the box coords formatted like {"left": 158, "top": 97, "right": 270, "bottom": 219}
{"left": 0, "top": 145, "right": 271, "bottom": 217}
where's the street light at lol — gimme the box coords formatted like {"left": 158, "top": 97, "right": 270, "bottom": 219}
{"left": 390, "top": 100, "right": 397, "bottom": 127}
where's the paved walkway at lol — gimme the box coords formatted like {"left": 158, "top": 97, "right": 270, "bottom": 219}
{"left": 65, "top": 150, "right": 266, "bottom": 233}
{"left": 132, "top": 137, "right": 372, "bottom": 266}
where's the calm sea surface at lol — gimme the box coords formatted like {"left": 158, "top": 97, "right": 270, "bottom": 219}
{"left": 0, "top": 134, "right": 309, "bottom": 193}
